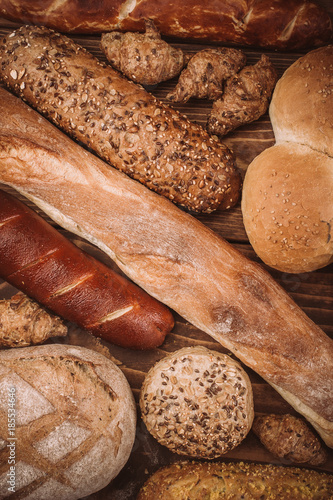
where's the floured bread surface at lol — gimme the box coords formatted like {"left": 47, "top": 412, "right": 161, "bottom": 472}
{"left": 139, "top": 346, "right": 254, "bottom": 459}
{"left": 0, "top": 344, "right": 136, "bottom": 499}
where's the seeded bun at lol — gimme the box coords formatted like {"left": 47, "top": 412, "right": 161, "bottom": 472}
{"left": 242, "top": 46, "right": 333, "bottom": 274}
{"left": 139, "top": 346, "right": 254, "bottom": 459}
{"left": 242, "top": 143, "right": 333, "bottom": 274}
{"left": 269, "top": 45, "right": 333, "bottom": 157}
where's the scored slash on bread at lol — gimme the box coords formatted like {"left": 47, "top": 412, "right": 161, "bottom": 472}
{"left": 0, "top": 190, "right": 174, "bottom": 350}
{"left": 0, "top": 344, "right": 137, "bottom": 499}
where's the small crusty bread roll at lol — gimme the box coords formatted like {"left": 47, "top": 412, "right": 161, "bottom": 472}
{"left": 0, "top": 344, "right": 136, "bottom": 499}
{"left": 242, "top": 46, "right": 333, "bottom": 274}
{"left": 242, "top": 142, "right": 333, "bottom": 273}
{"left": 139, "top": 346, "right": 254, "bottom": 459}
{"left": 269, "top": 45, "right": 333, "bottom": 158}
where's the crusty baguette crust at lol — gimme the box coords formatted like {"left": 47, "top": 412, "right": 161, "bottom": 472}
{"left": 0, "top": 25, "right": 241, "bottom": 213}
{"left": 0, "top": 0, "right": 331, "bottom": 49}
{"left": 0, "top": 88, "right": 332, "bottom": 447}
{"left": 0, "top": 190, "right": 174, "bottom": 350}
{"left": 137, "top": 461, "right": 333, "bottom": 499}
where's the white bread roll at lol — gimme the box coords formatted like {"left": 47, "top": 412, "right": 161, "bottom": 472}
{"left": 242, "top": 46, "right": 333, "bottom": 274}
{"left": 0, "top": 344, "right": 136, "bottom": 499}
{"left": 242, "top": 143, "right": 333, "bottom": 273}
{"left": 269, "top": 45, "right": 333, "bottom": 157}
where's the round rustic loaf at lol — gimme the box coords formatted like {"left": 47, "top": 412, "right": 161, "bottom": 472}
{"left": 139, "top": 346, "right": 254, "bottom": 459}
{"left": 0, "top": 344, "right": 136, "bottom": 499}
{"left": 242, "top": 46, "right": 333, "bottom": 274}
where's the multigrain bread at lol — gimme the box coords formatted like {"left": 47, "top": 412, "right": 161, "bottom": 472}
{"left": 0, "top": 344, "right": 136, "bottom": 499}
{"left": 252, "top": 413, "right": 328, "bottom": 466}
{"left": 0, "top": 89, "right": 332, "bottom": 448}
{"left": 0, "top": 291, "right": 67, "bottom": 347}
{"left": 0, "top": 0, "right": 331, "bottom": 49}
{"left": 139, "top": 346, "right": 254, "bottom": 459}
{"left": 137, "top": 461, "right": 333, "bottom": 500}
{"left": 242, "top": 46, "right": 333, "bottom": 273}
{"left": 0, "top": 25, "right": 241, "bottom": 214}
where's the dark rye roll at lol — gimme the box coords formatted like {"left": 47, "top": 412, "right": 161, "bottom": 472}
{"left": 0, "top": 25, "right": 241, "bottom": 213}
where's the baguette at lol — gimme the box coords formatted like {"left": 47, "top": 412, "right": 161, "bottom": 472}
{"left": 0, "top": 88, "right": 332, "bottom": 447}
{"left": 0, "top": 0, "right": 331, "bottom": 49}
{"left": 137, "top": 461, "right": 333, "bottom": 499}
{"left": 0, "top": 25, "right": 241, "bottom": 214}
{"left": 0, "top": 189, "right": 174, "bottom": 350}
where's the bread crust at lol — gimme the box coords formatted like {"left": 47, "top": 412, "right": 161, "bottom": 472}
{"left": 242, "top": 143, "right": 333, "bottom": 273}
{"left": 139, "top": 346, "right": 254, "bottom": 458}
{"left": 0, "top": 344, "right": 136, "bottom": 499}
{"left": 137, "top": 461, "right": 333, "bottom": 499}
{"left": 0, "top": 0, "right": 331, "bottom": 49}
{"left": 0, "top": 88, "right": 331, "bottom": 447}
{"left": 269, "top": 45, "right": 333, "bottom": 157}
{"left": 242, "top": 46, "right": 333, "bottom": 274}
{"left": 0, "top": 25, "right": 241, "bottom": 213}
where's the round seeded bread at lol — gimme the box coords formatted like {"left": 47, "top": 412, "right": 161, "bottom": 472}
{"left": 139, "top": 346, "right": 254, "bottom": 459}
{"left": 0, "top": 344, "right": 136, "bottom": 499}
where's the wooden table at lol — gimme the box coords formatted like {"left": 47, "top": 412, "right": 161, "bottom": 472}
{"left": 0, "top": 2, "right": 332, "bottom": 498}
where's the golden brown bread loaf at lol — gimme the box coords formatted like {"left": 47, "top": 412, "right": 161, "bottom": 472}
{"left": 0, "top": 0, "right": 331, "bottom": 49}
{"left": 0, "top": 25, "right": 241, "bottom": 214}
{"left": 0, "top": 344, "right": 136, "bottom": 499}
{"left": 0, "top": 88, "right": 332, "bottom": 448}
{"left": 0, "top": 292, "right": 67, "bottom": 347}
{"left": 242, "top": 46, "right": 333, "bottom": 273}
{"left": 137, "top": 461, "right": 333, "bottom": 499}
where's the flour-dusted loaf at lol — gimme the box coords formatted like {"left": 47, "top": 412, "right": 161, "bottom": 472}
{"left": 139, "top": 346, "right": 254, "bottom": 459}
{"left": 0, "top": 344, "right": 136, "bottom": 499}
{"left": 0, "top": 25, "right": 241, "bottom": 214}
{"left": 137, "top": 461, "right": 333, "bottom": 499}
{"left": 0, "top": 88, "right": 332, "bottom": 448}
{"left": 0, "top": 0, "right": 331, "bottom": 49}
{"left": 242, "top": 46, "right": 333, "bottom": 273}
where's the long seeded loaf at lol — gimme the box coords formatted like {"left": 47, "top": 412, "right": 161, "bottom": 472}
{"left": 137, "top": 461, "right": 333, "bottom": 499}
{"left": 0, "top": 25, "right": 241, "bottom": 214}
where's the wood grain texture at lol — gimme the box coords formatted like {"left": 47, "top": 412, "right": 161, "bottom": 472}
{"left": 0, "top": 4, "right": 332, "bottom": 497}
